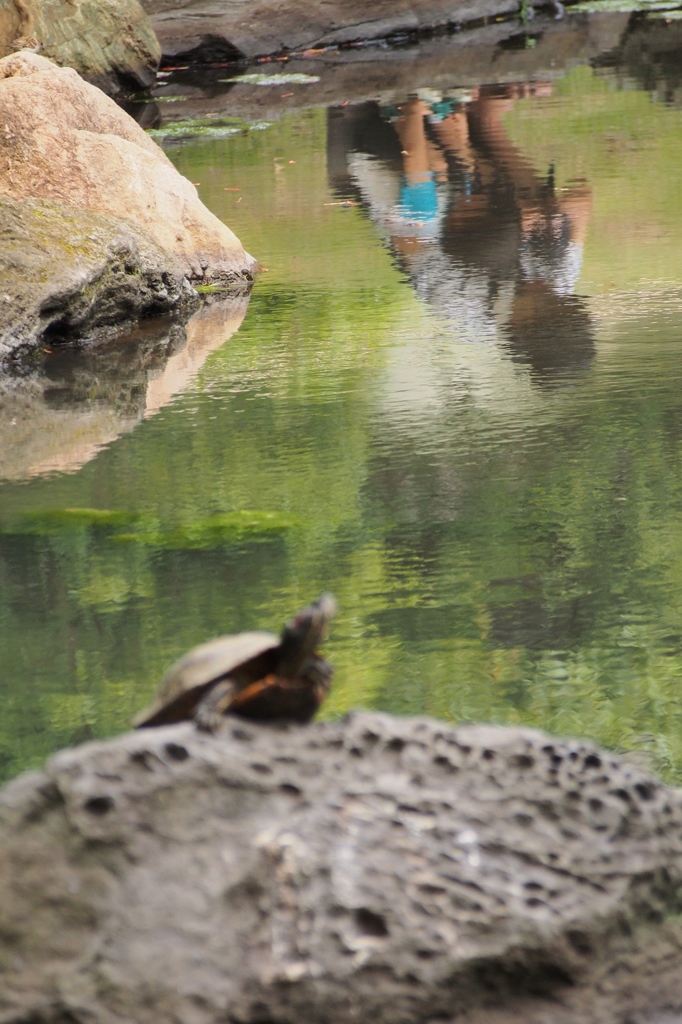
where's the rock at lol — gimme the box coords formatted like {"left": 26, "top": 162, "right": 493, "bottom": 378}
{"left": 0, "top": 195, "right": 198, "bottom": 365}
{"left": 0, "top": 51, "right": 257, "bottom": 292}
{"left": 1, "top": 711, "right": 682, "bottom": 1024}
{"left": 0, "top": 0, "right": 160, "bottom": 94}
{"left": 0, "top": 50, "right": 256, "bottom": 358}
{"left": 147, "top": 0, "right": 574, "bottom": 64}
{"left": 149, "top": 0, "right": 522, "bottom": 62}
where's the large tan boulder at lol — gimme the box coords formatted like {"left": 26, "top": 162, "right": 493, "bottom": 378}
{"left": 0, "top": 51, "right": 257, "bottom": 288}
{"left": 0, "top": 0, "right": 160, "bottom": 93}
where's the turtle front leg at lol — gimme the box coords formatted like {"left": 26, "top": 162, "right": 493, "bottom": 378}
{"left": 194, "top": 680, "right": 237, "bottom": 732}
{"left": 306, "top": 653, "right": 333, "bottom": 691}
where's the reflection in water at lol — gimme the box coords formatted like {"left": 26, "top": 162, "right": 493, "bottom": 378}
{"left": 0, "top": 295, "right": 250, "bottom": 480}
{"left": 596, "top": 20, "right": 682, "bottom": 108}
{"left": 4, "top": 53, "right": 682, "bottom": 785}
{"left": 328, "top": 86, "right": 595, "bottom": 385}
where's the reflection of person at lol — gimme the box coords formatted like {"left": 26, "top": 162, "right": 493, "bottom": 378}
{"left": 393, "top": 97, "right": 448, "bottom": 231}
{"left": 331, "top": 85, "right": 595, "bottom": 384}
{"left": 448, "top": 86, "right": 594, "bottom": 381}
{"left": 450, "top": 87, "right": 592, "bottom": 298}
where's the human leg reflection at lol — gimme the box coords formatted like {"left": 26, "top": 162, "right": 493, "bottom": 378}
{"left": 333, "top": 85, "right": 595, "bottom": 382}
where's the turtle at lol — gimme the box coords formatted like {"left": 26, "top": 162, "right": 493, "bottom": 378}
{"left": 133, "top": 593, "right": 336, "bottom": 732}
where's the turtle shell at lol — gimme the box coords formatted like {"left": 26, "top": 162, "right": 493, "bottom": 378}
{"left": 132, "top": 630, "right": 280, "bottom": 728}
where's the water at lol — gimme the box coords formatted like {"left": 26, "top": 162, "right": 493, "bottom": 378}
{"left": 3, "top": 33, "right": 682, "bottom": 783}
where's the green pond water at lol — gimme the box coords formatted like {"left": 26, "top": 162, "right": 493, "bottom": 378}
{"left": 2, "top": 54, "right": 682, "bottom": 783}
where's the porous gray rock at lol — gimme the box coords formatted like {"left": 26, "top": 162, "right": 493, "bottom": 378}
{"left": 0, "top": 0, "right": 160, "bottom": 94}
{"left": 1, "top": 712, "right": 682, "bottom": 1024}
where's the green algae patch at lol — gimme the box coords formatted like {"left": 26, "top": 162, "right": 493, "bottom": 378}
{"left": 3, "top": 508, "right": 300, "bottom": 549}
{"left": 4, "top": 508, "right": 300, "bottom": 549}
{"left": 112, "top": 511, "right": 301, "bottom": 549}
{"left": 11, "top": 508, "right": 144, "bottom": 534}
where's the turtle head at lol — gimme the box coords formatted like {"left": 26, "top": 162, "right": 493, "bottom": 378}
{"left": 278, "top": 593, "right": 337, "bottom": 678}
